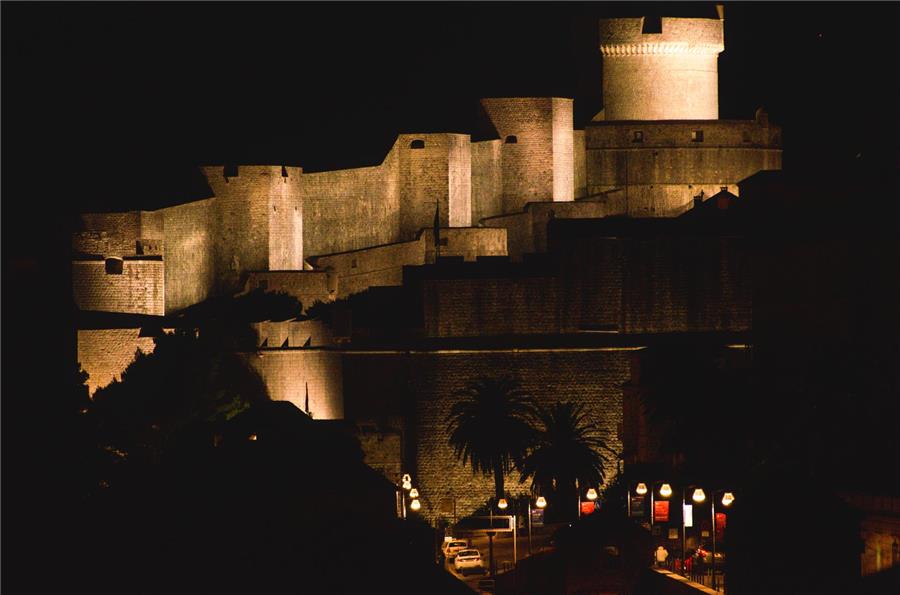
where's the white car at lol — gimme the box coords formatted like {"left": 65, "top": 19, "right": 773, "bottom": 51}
{"left": 442, "top": 540, "right": 469, "bottom": 560}
{"left": 453, "top": 549, "right": 484, "bottom": 575}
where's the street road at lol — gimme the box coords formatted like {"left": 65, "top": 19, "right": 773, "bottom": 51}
{"left": 444, "top": 526, "right": 557, "bottom": 592}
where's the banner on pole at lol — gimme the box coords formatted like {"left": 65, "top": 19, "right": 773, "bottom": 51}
{"left": 630, "top": 494, "right": 646, "bottom": 517}
{"left": 654, "top": 500, "right": 669, "bottom": 522}
{"left": 531, "top": 508, "right": 544, "bottom": 527}
{"left": 715, "top": 512, "right": 726, "bottom": 539}
{"left": 683, "top": 504, "right": 693, "bottom": 528}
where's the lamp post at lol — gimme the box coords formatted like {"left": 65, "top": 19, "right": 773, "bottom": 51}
{"left": 711, "top": 491, "right": 734, "bottom": 592}
{"left": 528, "top": 495, "right": 547, "bottom": 556}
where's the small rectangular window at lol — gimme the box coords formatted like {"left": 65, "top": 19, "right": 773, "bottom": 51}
{"left": 691, "top": 130, "right": 704, "bottom": 143}
{"left": 105, "top": 258, "right": 124, "bottom": 275}
{"left": 632, "top": 131, "right": 644, "bottom": 143}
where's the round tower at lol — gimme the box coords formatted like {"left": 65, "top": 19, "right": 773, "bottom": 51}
{"left": 599, "top": 12, "right": 724, "bottom": 120}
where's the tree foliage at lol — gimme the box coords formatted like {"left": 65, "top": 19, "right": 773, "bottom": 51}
{"left": 519, "top": 401, "right": 613, "bottom": 519}
{"left": 446, "top": 376, "right": 537, "bottom": 499}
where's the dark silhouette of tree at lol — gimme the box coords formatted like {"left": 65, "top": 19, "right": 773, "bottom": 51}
{"left": 447, "top": 376, "right": 537, "bottom": 500}
{"left": 519, "top": 401, "right": 613, "bottom": 521}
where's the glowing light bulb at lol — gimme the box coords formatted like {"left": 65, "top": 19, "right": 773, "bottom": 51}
{"left": 586, "top": 488, "right": 598, "bottom": 501}
{"left": 409, "top": 488, "right": 419, "bottom": 499}
{"left": 410, "top": 498, "right": 421, "bottom": 511}
{"left": 692, "top": 488, "right": 706, "bottom": 503}
{"left": 248, "top": 434, "right": 258, "bottom": 441}
{"left": 402, "top": 480, "right": 412, "bottom": 491}
{"left": 659, "top": 483, "right": 672, "bottom": 498}
{"left": 721, "top": 492, "right": 735, "bottom": 507}
{"left": 535, "top": 496, "right": 547, "bottom": 509}
{"left": 635, "top": 482, "right": 648, "bottom": 495}
{"left": 401, "top": 473, "right": 411, "bottom": 483}
{"left": 497, "top": 498, "right": 508, "bottom": 510}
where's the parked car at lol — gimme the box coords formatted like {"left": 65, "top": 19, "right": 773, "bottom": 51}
{"left": 454, "top": 549, "right": 484, "bottom": 575}
{"left": 442, "top": 540, "right": 469, "bottom": 560}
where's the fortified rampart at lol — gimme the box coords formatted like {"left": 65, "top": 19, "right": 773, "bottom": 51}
{"left": 202, "top": 165, "right": 304, "bottom": 295}
{"left": 77, "top": 328, "right": 158, "bottom": 396}
{"left": 243, "top": 349, "right": 344, "bottom": 420}
{"left": 599, "top": 16, "right": 724, "bottom": 121}
{"left": 585, "top": 115, "right": 782, "bottom": 216}
{"left": 480, "top": 98, "right": 575, "bottom": 210}
{"left": 342, "top": 348, "right": 632, "bottom": 521}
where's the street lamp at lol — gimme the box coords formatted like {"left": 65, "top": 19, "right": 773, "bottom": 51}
{"left": 710, "top": 490, "right": 735, "bottom": 591}
{"left": 410, "top": 498, "right": 421, "bottom": 511}
{"left": 692, "top": 488, "right": 706, "bottom": 503}
{"left": 586, "top": 488, "right": 598, "bottom": 501}
{"left": 527, "top": 495, "right": 548, "bottom": 556}
{"left": 659, "top": 483, "right": 673, "bottom": 498}
{"left": 497, "top": 498, "right": 508, "bottom": 510}
{"left": 636, "top": 482, "right": 648, "bottom": 495}
{"left": 409, "top": 488, "right": 419, "bottom": 499}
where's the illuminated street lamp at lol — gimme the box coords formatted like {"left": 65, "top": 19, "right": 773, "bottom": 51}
{"left": 692, "top": 488, "right": 706, "bottom": 503}
{"left": 635, "top": 482, "right": 648, "bottom": 495}
{"left": 586, "top": 488, "right": 598, "bottom": 501}
{"left": 535, "top": 496, "right": 547, "bottom": 509}
{"left": 659, "top": 483, "right": 673, "bottom": 498}
{"left": 409, "top": 498, "right": 421, "bottom": 511}
{"left": 710, "top": 490, "right": 735, "bottom": 591}
{"left": 409, "top": 488, "right": 419, "bottom": 499}
{"left": 497, "top": 498, "right": 508, "bottom": 510}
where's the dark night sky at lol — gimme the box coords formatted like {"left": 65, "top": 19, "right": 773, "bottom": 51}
{"left": 2, "top": 2, "right": 898, "bottom": 220}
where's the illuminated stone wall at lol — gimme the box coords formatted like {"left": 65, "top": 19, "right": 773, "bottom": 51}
{"left": 301, "top": 151, "right": 401, "bottom": 259}
{"left": 203, "top": 165, "right": 303, "bottom": 295}
{"left": 342, "top": 349, "right": 631, "bottom": 521}
{"left": 483, "top": 199, "right": 615, "bottom": 261}
{"left": 159, "top": 198, "right": 216, "bottom": 313}
{"left": 471, "top": 139, "right": 504, "bottom": 223}
{"left": 398, "top": 133, "right": 472, "bottom": 239}
{"left": 72, "top": 259, "right": 164, "bottom": 315}
{"left": 77, "top": 328, "right": 156, "bottom": 396}
{"left": 251, "top": 319, "right": 334, "bottom": 349}
{"left": 243, "top": 349, "right": 344, "bottom": 419}
{"left": 599, "top": 16, "right": 724, "bottom": 121}
{"left": 244, "top": 270, "right": 335, "bottom": 310}
{"left": 585, "top": 119, "right": 782, "bottom": 216}
{"left": 312, "top": 228, "right": 507, "bottom": 300}
{"left": 481, "top": 98, "right": 574, "bottom": 211}
{"left": 574, "top": 129, "right": 587, "bottom": 199}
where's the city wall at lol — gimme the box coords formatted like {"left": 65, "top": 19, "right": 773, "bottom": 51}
{"left": 470, "top": 140, "right": 504, "bottom": 223}
{"left": 481, "top": 98, "right": 574, "bottom": 211}
{"left": 311, "top": 227, "right": 507, "bottom": 300}
{"left": 342, "top": 349, "right": 631, "bottom": 521}
{"left": 585, "top": 119, "right": 782, "bottom": 216}
{"left": 243, "top": 349, "right": 344, "bottom": 420}
{"left": 417, "top": 233, "right": 751, "bottom": 337}
{"left": 159, "top": 198, "right": 216, "bottom": 313}
{"left": 72, "top": 258, "right": 165, "bottom": 315}
{"left": 77, "top": 328, "right": 157, "bottom": 396}
{"left": 244, "top": 270, "right": 335, "bottom": 310}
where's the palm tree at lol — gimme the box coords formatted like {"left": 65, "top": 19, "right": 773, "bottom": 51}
{"left": 446, "top": 376, "right": 537, "bottom": 500}
{"left": 518, "top": 402, "right": 613, "bottom": 519}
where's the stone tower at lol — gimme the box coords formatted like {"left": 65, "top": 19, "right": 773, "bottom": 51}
{"left": 599, "top": 10, "right": 725, "bottom": 120}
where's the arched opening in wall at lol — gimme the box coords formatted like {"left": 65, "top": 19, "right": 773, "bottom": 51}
{"left": 105, "top": 257, "right": 124, "bottom": 275}
{"left": 224, "top": 164, "right": 238, "bottom": 178}
{"left": 505, "top": 135, "right": 518, "bottom": 144}
{"left": 410, "top": 139, "right": 425, "bottom": 149}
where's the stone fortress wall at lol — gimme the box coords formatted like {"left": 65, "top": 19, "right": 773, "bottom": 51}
{"left": 72, "top": 8, "right": 781, "bottom": 516}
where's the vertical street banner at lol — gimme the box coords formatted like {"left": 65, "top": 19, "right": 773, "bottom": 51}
{"left": 654, "top": 500, "right": 669, "bottom": 522}
{"left": 531, "top": 508, "right": 544, "bottom": 527}
{"left": 683, "top": 504, "right": 693, "bottom": 528}
{"left": 581, "top": 501, "right": 597, "bottom": 516}
{"left": 715, "top": 512, "right": 727, "bottom": 539}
